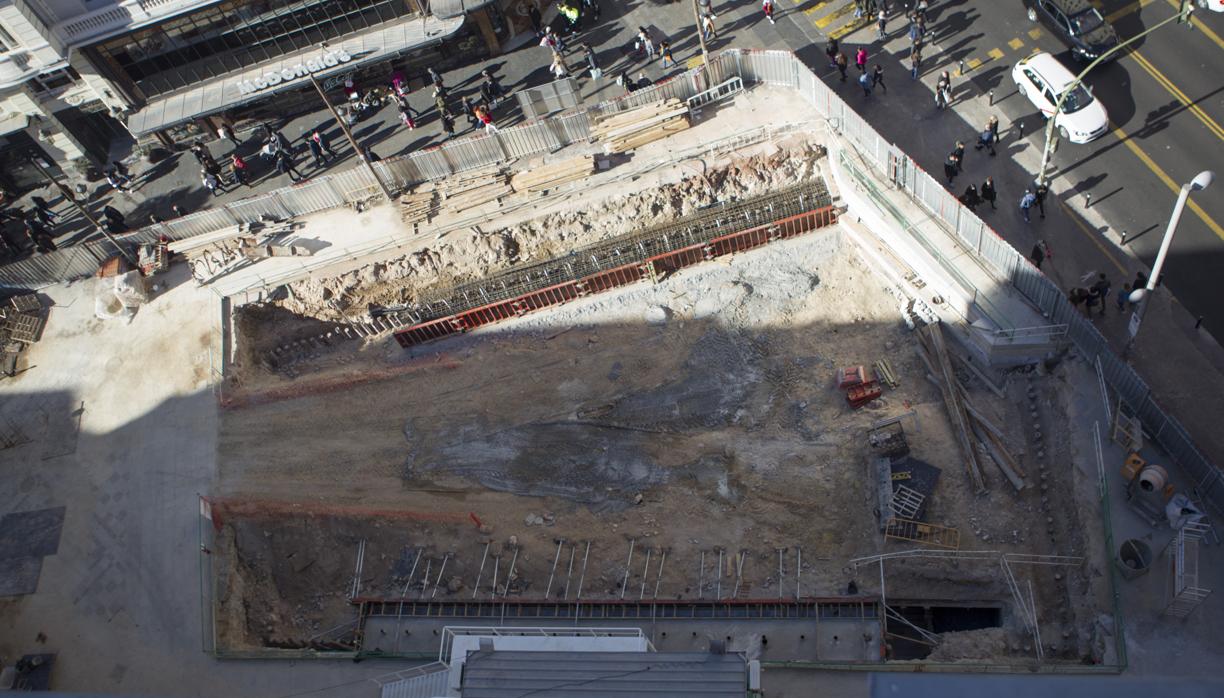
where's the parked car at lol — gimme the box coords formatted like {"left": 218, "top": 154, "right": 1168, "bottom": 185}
{"left": 1023, "top": 0, "right": 1120, "bottom": 61}
{"left": 1012, "top": 52, "right": 1109, "bottom": 143}
{"left": 1197, "top": 0, "right": 1224, "bottom": 13}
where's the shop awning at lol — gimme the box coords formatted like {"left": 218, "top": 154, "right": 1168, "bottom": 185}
{"left": 125, "top": 14, "right": 465, "bottom": 136}
{"left": 0, "top": 112, "right": 30, "bottom": 137}
{"left": 430, "top": 0, "right": 497, "bottom": 20}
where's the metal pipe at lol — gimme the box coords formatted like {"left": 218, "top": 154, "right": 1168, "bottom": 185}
{"left": 639, "top": 548, "right": 652, "bottom": 600}
{"left": 795, "top": 547, "right": 802, "bottom": 601}
{"left": 653, "top": 550, "right": 667, "bottom": 599}
{"left": 563, "top": 545, "right": 576, "bottom": 600}
{"left": 503, "top": 547, "right": 519, "bottom": 598}
{"left": 576, "top": 541, "right": 591, "bottom": 600}
{"left": 620, "top": 539, "right": 636, "bottom": 600}
{"left": 545, "top": 540, "right": 564, "bottom": 599}
{"left": 698, "top": 550, "right": 706, "bottom": 599}
{"left": 472, "top": 543, "right": 489, "bottom": 599}
{"left": 716, "top": 549, "right": 723, "bottom": 600}
{"left": 430, "top": 554, "right": 449, "bottom": 599}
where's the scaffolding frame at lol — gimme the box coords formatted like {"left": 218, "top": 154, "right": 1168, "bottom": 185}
{"left": 1163, "top": 522, "right": 1212, "bottom": 618}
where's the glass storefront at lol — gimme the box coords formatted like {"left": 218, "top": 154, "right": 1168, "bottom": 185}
{"left": 93, "top": 0, "right": 415, "bottom": 100}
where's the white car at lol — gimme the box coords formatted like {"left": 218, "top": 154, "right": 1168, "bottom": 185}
{"left": 1012, "top": 52, "right": 1109, "bottom": 144}
{"left": 1197, "top": 0, "right": 1223, "bottom": 14}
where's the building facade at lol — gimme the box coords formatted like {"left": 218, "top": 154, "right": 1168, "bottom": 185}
{"left": 0, "top": 0, "right": 505, "bottom": 194}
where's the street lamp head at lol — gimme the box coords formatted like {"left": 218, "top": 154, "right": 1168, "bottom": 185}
{"left": 1190, "top": 170, "right": 1215, "bottom": 192}
{"left": 1129, "top": 288, "right": 1147, "bottom": 304}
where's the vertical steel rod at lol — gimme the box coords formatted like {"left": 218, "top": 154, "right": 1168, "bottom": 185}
{"left": 563, "top": 545, "right": 577, "bottom": 600}
{"left": 503, "top": 547, "right": 519, "bottom": 598}
{"left": 639, "top": 548, "right": 652, "bottom": 600}
{"left": 472, "top": 543, "right": 489, "bottom": 599}
{"left": 620, "top": 539, "right": 636, "bottom": 600}
{"left": 698, "top": 550, "right": 706, "bottom": 599}
{"left": 653, "top": 550, "right": 667, "bottom": 599}
{"left": 545, "top": 540, "right": 564, "bottom": 599}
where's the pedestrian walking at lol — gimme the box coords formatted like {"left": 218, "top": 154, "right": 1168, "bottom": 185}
{"left": 398, "top": 103, "right": 417, "bottom": 129}
{"left": 427, "top": 67, "right": 444, "bottom": 90}
{"left": 763, "top": 0, "right": 776, "bottom": 24}
{"left": 481, "top": 68, "right": 505, "bottom": 104}
{"left": 637, "top": 27, "right": 655, "bottom": 59}
{"left": 910, "top": 51, "right": 921, "bottom": 79}
{"left": 826, "top": 37, "right": 840, "bottom": 68}
{"left": 312, "top": 130, "right": 336, "bottom": 159}
{"left": 908, "top": 16, "right": 923, "bottom": 45}
{"left": 659, "top": 40, "right": 675, "bottom": 68}
{"left": 1090, "top": 273, "right": 1111, "bottom": 316}
{"left": 975, "top": 122, "right": 997, "bottom": 156}
{"left": 1116, "top": 283, "right": 1131, "bottom": 313}
{"left": 583, "top": 44, "right": 602, "bottom": 77}
{"left": 1032, "top": 181, "right": 1049, "bottom": 218}
{"left": 836, "top": 52, "right": 849, "bottom": 82}
{"left": 550, "top": 53, "right": 569, "bottom": 79}
{"left": 943, "top": 154, "right": 959, "bottom": 186}
{"left": 859, "top": 71, "right": 873, "bottom": 97}
{"left": 231, "top": 153, "right": 251, "bottom": 187}
{"left": 529, "top": 3, "right": 542, "bottom": 34}
{"left": 1020, "top": 189, "right": 1037, "bottom": 223}
{"left": 308, "top": 137, "right": 326, "bottom": 167}
{"left": 462, "top": 96, "right": 479, "bottom": 130}
{"left": 1030, "top": 241, "right": 1046, "bottom": 269}
{"left": 701, "top": 13, "right": 717, "bottom": 40}
{"left": 106, "top": 168, "right": 131, "bottom": 193}
{"left": 475, "top": 105, "right": 498, "bottom": 133}
{"left": 441, "top": 111, "right": 456, "bottom": 139}
{"left": 363, "top": 147, "right": 381, "bottom": 162}
{"left": 30, "top": 196, "right": 56, "bottom": 226}
{"left": 1134, "top": 270, "right": 1149, "bottom": 291}
{"left": 855, "top": 47, "right": 868, "bottom": 73}
{"left": 1069, "top": 287, "right": 1091, "bottom": 315}
{"left": 25, "top": 217, "right": 56, "bottom": 253}
{"left": 275, "top": 150, "right": 304, "bottom": 183}
{"left": 583, "top": 0, "right": 601, "bottom": 21}
{"left": 952, "top": 141, "right": 966, "bottom": 172}
{"left": 698, "top": 0, "right": 717, "bottom": 19}
{"left": 981, "top": 177, "right": 997, "bottom": 210}
{"left": 871, "top": 64, "right": 886, "bottom": 92}
{"left": 877, "top": 10, "right": 887, "bottom": 38}
{"left": 935, "top": 71, "right": 951, "bottom": 109}
{"left": 960, "top": 184, "right": 981, "bottom": 212}
{"left": 987, "top": 115, "right": 1000, "bottom": 143}
{"left": 217, "top": 123, "right": 239, "bottom": 148}
{"left": 202, "top": 169, "right": 225, "bottom": 197}
{"left": 102, "top": 204, "right": 126, "bottom": 231}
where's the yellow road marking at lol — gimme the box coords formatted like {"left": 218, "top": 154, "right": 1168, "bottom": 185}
{"left": 804, "top": 3, "right": 828, "bottom": 16}
{"left": 1169, "top": 0, "right": 1224, "bottom": 51}
{"left": 815, "top": 2, "right": 854, "bottom": 28}
{"left": 829, "top": 18, "right": 870, "bottom": 40}
{"left": 967, "top": 57, "right": 983, "bottom": 70}
{"left": 1102, "top": 0, "right": 1159, "bottom": 24}
{"left": 686, "top": 56, "right": 704, "bottom": 69}
{"left": 1112, "top": 125, "right": 1224, "bottom": 243}
{"left": 1129, "top": 50, "right": 1224, "bottom": 142}
{"left": 1009, "top": 38, "right": 1025, "bottom": 50}
{"left": 1058, "top": 199, "right": 1129, "bottom": 274}
{"left": 1027, "top": 27, "right": 1044, "bottom": 40}
{"left": 987, "top": 47, "right": 1005, "bottom": 60}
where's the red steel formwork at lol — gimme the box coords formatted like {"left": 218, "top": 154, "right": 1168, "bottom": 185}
{"left": 393, "top": 205, "right": 839, "bottom": 348}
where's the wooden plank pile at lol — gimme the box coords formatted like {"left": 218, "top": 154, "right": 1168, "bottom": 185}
{"left": 915, "top": 322, "right": 1027, "bottom": 493}
{"left": 399, "top": 190, "right": 437, "bottom": 225}
{"left": 591, "top": 99, "right": 691, "bottom": 153}
{"left": 438, "top": 165, "right": 512, "bottom": 213}
{"left": 509, "top": 155, "right": 595, "bottom": 193}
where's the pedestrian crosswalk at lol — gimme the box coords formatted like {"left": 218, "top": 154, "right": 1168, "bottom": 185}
{"left": 793, "top": 1, "right": 1047, "bottom": 78}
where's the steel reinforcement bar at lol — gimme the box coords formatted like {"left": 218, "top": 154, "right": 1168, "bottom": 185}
{"left": 391, "top": 181, "right": 837, "bottom": 348}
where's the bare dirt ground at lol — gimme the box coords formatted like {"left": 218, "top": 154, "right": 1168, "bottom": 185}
{"left": 213, "top": 213, "right": 1105, "bottom": 662}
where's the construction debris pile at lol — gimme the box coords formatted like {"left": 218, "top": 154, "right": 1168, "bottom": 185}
{"left": 170, "top": 218, "right": 308, "bottom": 285}
{"left": 0, "top": 293, "right": 45, "bottom": 377}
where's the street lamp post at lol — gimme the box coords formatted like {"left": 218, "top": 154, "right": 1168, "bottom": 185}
{"left": 309, "top": 75, "right": 395, "bottom": 201}
{"left": 691, "top": 0, "right": 710, "bottom": 67}
{"left": 1036, "top": 2, "right": 1195, "bottom": 188}
{"left": 1124, "top": 170, "right": 1214, "bottom": 355}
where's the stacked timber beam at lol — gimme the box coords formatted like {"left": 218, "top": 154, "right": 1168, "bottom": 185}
{"left": 915, "top": 322, "right": 1027, "bottom": 493}
{"left": 399, "top": 190, "right": 437, "bottom": 226}
{"left": 438, "top": 165, "right": 512, "bottom": 213}
{"left": 510, "top": 155, "right": 595, "bottom": 193}
{"left": 591, "top": 99, "right": 691, "bottom": 154}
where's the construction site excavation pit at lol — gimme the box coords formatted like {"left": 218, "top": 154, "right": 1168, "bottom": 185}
{"left": 213, "top": 125, "right": 1114, "bottom": 669}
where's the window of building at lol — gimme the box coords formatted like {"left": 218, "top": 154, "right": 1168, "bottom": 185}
{"left": 0, "top": 23, "right": 19, "bottom": 53}
{"left": 31, "top": 66, "right": 82, "bottom": 94}
{"left": 95, "top": 0, "right": 415, "bottom": 99}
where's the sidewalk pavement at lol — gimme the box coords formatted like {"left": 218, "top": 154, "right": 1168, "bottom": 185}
{"left": 2, "top": 1, "right": 714, "bottom": 255}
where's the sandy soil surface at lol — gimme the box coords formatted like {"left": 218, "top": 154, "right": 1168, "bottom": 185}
{"left": 213, "top": 218, "right": 1104, "bottom": 661}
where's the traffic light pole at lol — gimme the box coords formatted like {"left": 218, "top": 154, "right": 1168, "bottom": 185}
{"left": 1035, "top": 3, "right": 1194, "bottom": 188}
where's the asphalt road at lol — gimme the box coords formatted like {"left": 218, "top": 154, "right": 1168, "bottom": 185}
{"left": 771, "top": 0, "right": 1224, "bottom": 342}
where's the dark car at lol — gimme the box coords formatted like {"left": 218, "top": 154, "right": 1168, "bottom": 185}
{"left": 1024, "top": 0, "right": 1120, "bottom": 62}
